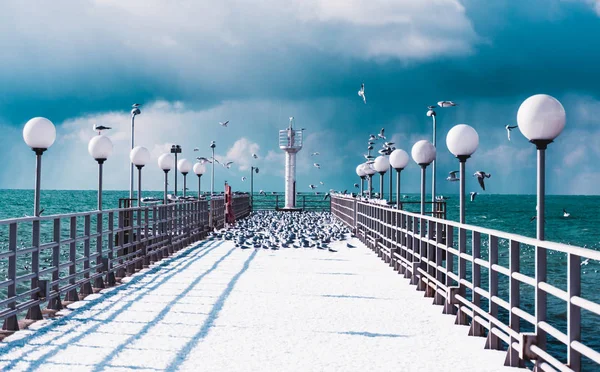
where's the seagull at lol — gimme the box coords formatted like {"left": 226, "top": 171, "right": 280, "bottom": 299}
{"left": 446, "top": 171, "right": 459, "bottom": 182}
{"left": 369, "top": 134, "right": 377, "bottom": 141}
{"left": 530, "top": 216, "right": 537, "bottom": 223}
{"left": 223, "top": 161, "right": 234, "bottom": 169}
{"left": 470, "top": 192, "right": 478, "bottom": 202}
{"left": 220, "top": 121, "right": 229, "bottom": 127}
{"left": 358, "top": 83, "right": 366, "bottom": 104}
{"left": 581, "top": 258, "right": 590, "bottom": 266}
{"left": 311, "top": 152, "right": 320, "bottom": 156}
{"left": 193, "top": 147, "right": 199, "bottom": 152}
{"left": 319, "top": 181, "right": 324, "bottom": 185}
{"left": 438, "top": 101, "right": 458, "bottom": 107}
{"left": 314, "top": 163, "right": 320, "bottom": 169}
{"left": 368, "top": 145, "right": 374, "bottom": 151}
{"left": 213, "top": 158, "right": 221, "bottom": 165}
{"left": 384, "top": 142, "right": 395, "bottom": 147}
{"left": 473, "top": 171, "right": 491, "bottom": 191}
{"left": 506, "top": 125, "right": 518, "bottom": 141}
{"left": 241, "top": 177, "right": 247, "bottom": 181}
{"left": 378, "top": 128, "right": 386, "bottom": 140}
{"left": 93, "top": 124, "right": 111, "bottom": 134}
{"left": 563, "top": 209, "right": 570, "bottom": 218}
{"left": 363, "top": 154, "right": 374, "bottom": 161}
{"left": 259, "top": 190, "right": 266, "bottom": 195}
{"left": 252, "top": 153, "right": 258, "bottom": 159}
{"left": 196, "top": 157, "right": 211, "bottom": 164}
{"left": 353, "top": 183, "right": 359, "bottom": 188}
{"left": 309, "top": 184, "right": 317, "bottom": 189}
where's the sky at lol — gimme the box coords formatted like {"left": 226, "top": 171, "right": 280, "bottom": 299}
{"left": 1, "top": 0, "right": 600, "bottom": 195}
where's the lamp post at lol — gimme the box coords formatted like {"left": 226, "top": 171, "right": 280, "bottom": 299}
{"left": 88, "top": 135, "right": 113, "bottom": 210}
{"left": 389, "top": 149, "right": 409, "bottom": 209}
{"left": 373, "top": 156, "right": 390, "bottom": 200}
{"left": 355, "top": 164, "right": 366, "bottom": 197}
{"left": 411, "top": 140, "right": 436, "bottom": 215}
{"left": 170, "top": 145, "right": 182, "bottom": 196}
{"left": 446, "top": 124, "right": 479, "bottom": 224}
{"left": 427, "top": 106, "right": 437, "bottom": 213}
{"left": 194, "top": 162, "right": 206, "bottom": 199}
{"left": 158, "top": 154, "right": 174, "bottom": 204}
{"left": 130, "top": 104, "right": 141, "bottom": 200}
{"left": 250, "top": 166, "right": 259, "bottom": 208}
{"left": 209, "top": 141, "right": 216, "bottom": 228}
{"left": 23, "top": 117, "right": 56, "bottom": 217}
{"left": 517, "top": 94, "right": 566, "bottom": 357}
{"left": 363, "top": 163, "right": 376, "bottom": 198}
{"left": 130, "top": 146, "right": 150, "bottom": 206}
{"left": 178, "top": 159, "right": 192, "bottom": 197}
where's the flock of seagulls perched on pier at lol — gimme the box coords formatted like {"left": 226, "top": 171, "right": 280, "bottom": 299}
{"left": 208, "top": 211, "right": 351, "bottom": 251}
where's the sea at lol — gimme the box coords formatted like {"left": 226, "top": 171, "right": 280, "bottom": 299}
{"left": 0, "top": 189, "right": 598, "bottom": 367}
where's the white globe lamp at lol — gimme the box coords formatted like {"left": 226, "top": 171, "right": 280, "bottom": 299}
{"left": 88, "top": 135, "right": 113, "bottom": 211}
{"left": 446, "top": 124, "right": 479, "bottom": 224}
{"left": 23, "top": 117, "right": 56, "bottom": 217}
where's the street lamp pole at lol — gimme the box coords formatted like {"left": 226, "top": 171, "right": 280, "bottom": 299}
{"left": 427, "top": 106, "right": 437, "bottom": 214}
{"left": 158, "top": 153, "right": 174, "bottom": 204}
{"left": 170, "top": 145, "right": 181, "bottom": 196}
{"left": 129, "top": 104, "right": 141, "bottom": 200}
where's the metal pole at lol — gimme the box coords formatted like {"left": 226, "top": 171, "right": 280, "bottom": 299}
{"left": 163, "top": 170, "right": 168, "bottom": 204}
{"left": 535, "top": 144, "right": 547, "bottom": 352}
{"left": 130, "top": 114, "right": 135, "bottom": 200}
{"left": 250, "top": 167, "right": 254, "bottom": 209}
{"left": 33, "top": 151, "right": 43, "bottom": 217}
{"left": 97, "top": 160, "right": 104, "bottom": 211}
{"left": 458, "top": 157, "right": 468, "bottom": 224}
{"left": 420, "top": 165, "right": 426, "bottom": 215}
{"left": 360, "top": 176, "right": 364, "bottom": 197}
{"left": 174, "top": 153, "right": 178, "bottom": 196}
{"left": 198, "top": 175, "right": 202, "bottom": 200}
{"left": 388, "top": 164, "right": 393, "bottom": 203}
{"left": 368, "top": 175, "right": 373, "bottom": 198}
{"left": 211, "top": 147, "right": 215, "bottom": 198}
{"left": 431, "top": 114, "right": 437, "bottom": 214}
{"left": 379, "top": 173, "right": 384, "bottom": 199}
{"left": 137, "top": 166, "right": 142, "bottom": 207}
{"left": 395, "top": 169, "right": 401, "bottom": 209}
{"left": 183, "top": 173, "right": 187, "bottom": 197}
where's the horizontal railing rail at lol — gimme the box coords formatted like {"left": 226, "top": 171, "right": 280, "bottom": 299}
{"left": 251, "top": 194, "right": 331, "bottom": 211}
{"left": 330, "top": 194, "right": 599, "bottom": 372}
{"left": 0, "top": 196, "right": 250, "bottom": 333}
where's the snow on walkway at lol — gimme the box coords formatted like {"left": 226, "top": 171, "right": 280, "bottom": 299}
{"left": 0, "top": 237, "right": 516, "bottom": 372}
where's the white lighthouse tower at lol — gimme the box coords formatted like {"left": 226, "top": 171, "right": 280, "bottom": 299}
{"left": 279, "top": 117, "right": 303, "bottom": 210}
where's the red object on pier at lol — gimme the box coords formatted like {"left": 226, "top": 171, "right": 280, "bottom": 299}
{"left": 225, "top": 184, "right": 235, "bottom": 225}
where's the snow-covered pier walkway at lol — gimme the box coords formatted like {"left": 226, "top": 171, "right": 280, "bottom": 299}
{"left": 0, "top": 237, "right": 515, "bottom": 372}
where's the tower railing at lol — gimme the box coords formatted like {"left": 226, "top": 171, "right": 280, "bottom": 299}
{"left": 330, "top": 194, "right": 600, "bottom": 372}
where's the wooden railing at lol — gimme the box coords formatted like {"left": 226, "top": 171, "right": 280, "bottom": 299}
{"left": 250, "top": 194, "right": 331, "bottom": 211}
{"left": 0, "top": 196, "right": 250, "bottom": 333}
{"left": 331, "top": 194, "right": 600, "bottom": 372}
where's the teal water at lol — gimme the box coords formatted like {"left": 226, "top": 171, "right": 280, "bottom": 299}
{"left": 0, "top": 190, "right": 598, "bottom": 368}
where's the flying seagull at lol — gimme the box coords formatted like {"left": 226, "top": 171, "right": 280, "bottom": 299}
{"left": 446, "top": 171, "right": 459, "bottom": 182}
{"left": 470, "top": 192, "right": 478, "bottom": 202}
{"left": 93, "top": 124, "right": 111, "bottom": 134}
{"left": 193, "top": 147, "right": 199, "bottom": 152}
{"left": 369, "top": 134, "right": 377, "bottom": 141}
{"left": 378, "top": 128, "right": 386, "bottom": 140}
{"left": 473, "top": 171, "right": 491, "bottom": 191}
{"left": 358, "top": 83, "right": 366, "bottom": 104}
{"left": 311, "top": 152, "right": 320, "bottom": 156}
{"left": 223, "top": 161, "right": 234, "bottom": 169}
{"left": 319, "top": 181, "right": 324, "bottom": 185}
{"left": 364, "top": 154, "right": 374, "bottom": 161}
{"left": 219, "top": 121, "right": 229, "bottom": 127}
{"left": 196, "top": 157, "right": 211, "bottom": 164}
{"left": 309, "top": 184, "right": 317, "bottom": 189}
{"left": 314, "top": 163, "right": 320, "bottom": 169}
{"left": 438, "top": 101, "right": 458, "bottom": 107}
{"left": 252, "top": 153, "right": 258, "bottom": 159}
{"left": 241, "top": 176, "right": 247, "bottom": 181}
{"left": 506, "top": 125, "right": 518, "bottom": 141}
{"left": 354, "top": 183, "right": 359, "bottom": 188}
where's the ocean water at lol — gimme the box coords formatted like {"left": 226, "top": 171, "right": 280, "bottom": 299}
{"left": 0, "top": 189, "right": 598, "bottom": 367}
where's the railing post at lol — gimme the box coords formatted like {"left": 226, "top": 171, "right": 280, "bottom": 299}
{"left": 443, "top": 226, "right": 455, "bottom": 315}
{"left": 434, "top": 221, "right": 445, "bottom": 305}
{"left": 106, "top": 212, "right": 116, "bottom": 286}
{"left": 25, "top": 219, "right": 43, "bottom": 320}
{"left": 116, "top": 210, "right": 126, "bottom": 279}
{"left": 469, "top": 231, "right": 484, "bottom": 336}
{"left": 93, "top": 212, "right": 105, "bottom": 289}
{"left": 65, "top": 216, "right": 79, "bottom": 302}
{"left": 80, "top": 214, "right": 93, "bottom": 296}
{"left": 454, "top": 227, "right": 467, "bottom": 324}
{"left": 505, "top": 239, "right": 524, "bottom": 367}
{"left": 2, "top": 223, "right": 19, "bottom": 331}
{"left": 485, "top": 235, "right": 501, "bottom": 349}
{"left": 48, "top": 218, "right": 63, "bottom": 310}
{"left": 567, "top": 253, "right": 581, "bottom": 370}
